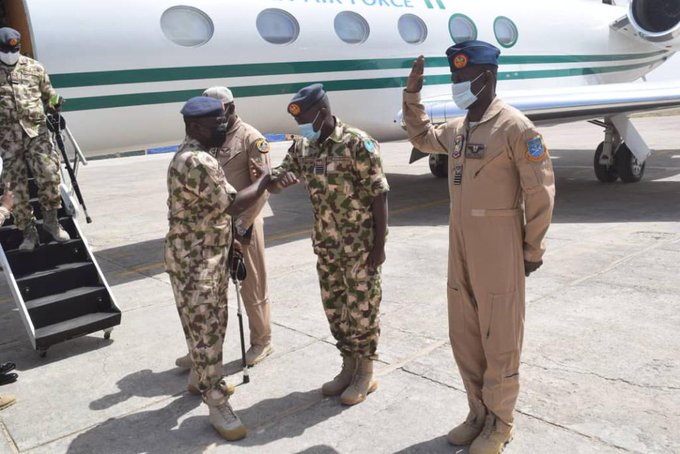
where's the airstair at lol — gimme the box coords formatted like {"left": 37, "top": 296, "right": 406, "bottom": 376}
{"left": 0, "top": 120, "right": 121, "bottom": 356}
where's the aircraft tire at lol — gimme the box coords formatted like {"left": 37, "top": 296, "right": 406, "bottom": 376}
{"left": 615, "top": 143, "right": 645, "bottom": 183}
{"left": 429, "top": 154, "right": 448, "bottom": 178}
{"left": 594, "top": 142, "right": 618, "bottom": 183}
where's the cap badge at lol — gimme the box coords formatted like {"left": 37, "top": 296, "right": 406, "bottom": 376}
{"left": 453, "top": 53, "right": 468, "bottom": 69}
{"left": 288, "top": 103, "right": 301, "bottom": 116}
{"left": 8, "top": 38, "right": 18, "bottom": 47}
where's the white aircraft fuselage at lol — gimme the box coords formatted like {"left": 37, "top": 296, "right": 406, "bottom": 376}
{"left": 16, "top": 0, "right": 677, "bottom": 155}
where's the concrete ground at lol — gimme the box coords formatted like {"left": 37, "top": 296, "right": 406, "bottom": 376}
{"left": 0, "top": 117, "right": 679, "bottom": 454}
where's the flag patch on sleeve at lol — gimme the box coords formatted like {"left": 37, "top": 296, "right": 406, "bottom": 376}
{"left": 526, "top": 135, "right": 547, "bottom": 161}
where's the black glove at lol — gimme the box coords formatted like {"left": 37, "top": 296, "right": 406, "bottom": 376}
{"left": 229, "top": 249, "right": 247, "bottom": 282}
{"left": 524, "top": 260, "right": 543, "bottom": 277}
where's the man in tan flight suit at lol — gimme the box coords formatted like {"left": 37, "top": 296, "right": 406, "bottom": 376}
{"left": 204, "top": 86, "right": 273, "bottom": 366}
{"left": 175, "top": 87, "right": 275, "bottom": 374}
{"left": 403, "top": 41, "right": 555, "bottom": 454}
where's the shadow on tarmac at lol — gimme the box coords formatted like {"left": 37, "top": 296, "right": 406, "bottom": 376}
{"left": 66, "top": 386, "right": 347, "bottom": 453}
{"left": 395, "top": 435, "right": 468, "bottom": 453}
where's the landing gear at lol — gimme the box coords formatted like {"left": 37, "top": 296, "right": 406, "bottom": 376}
{"left": 103, "top": 328, "right": 113, "bottom": 340}
{"left": 615, "top": 143, "right": 645, "bottom": 183}
{"left": 429, "top": 154, "right": 448, "bottom": 178}
{"left": 590, "top": 119, "right": 646, "bottom": 184}
{"left": 594, "top": 142, "right": 618, "bottom": 183}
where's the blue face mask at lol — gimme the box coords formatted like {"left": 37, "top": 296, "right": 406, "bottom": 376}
{"left": 298, "top": 112, "right": 321, "bottom": 142}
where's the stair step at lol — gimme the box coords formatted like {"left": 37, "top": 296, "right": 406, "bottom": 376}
{"left": 16, "top": 262, "right": 99, "bottom": 301}
{"left": 35, "top": 312, "right": 121, "bottom": 350}
{"left": 0, "top": 216, "right": 78, "bottom": 251}
{"left": 27, "top": 286, "right": 109, "bottom": 329}
{"left": 5, "top": 239, "right": 87, "bottom": 277}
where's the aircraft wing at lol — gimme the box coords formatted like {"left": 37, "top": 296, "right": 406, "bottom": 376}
{"left": 396, "top": 81, "right": 680, "bottom": 128}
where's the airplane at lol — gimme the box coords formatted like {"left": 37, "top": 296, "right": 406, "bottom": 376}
{"left": 2, "top": 0, "right": 680, "bottom": 183}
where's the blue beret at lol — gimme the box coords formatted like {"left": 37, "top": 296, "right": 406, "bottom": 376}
{"left": 180, "top": 96, "right": 223, "bottom": 118}
{"left": 0, "top": 27, "right": 21, "bottom": 50}
{"left": 288, "top": 83, "right": 326, "bottom": 116}
{"left": 445, "top": 40, "right": 500, "bottom": 72}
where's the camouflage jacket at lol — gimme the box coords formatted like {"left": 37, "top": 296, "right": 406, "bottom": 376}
{"left": 274, "top": 117, "right": 389, "bottom": 257}
{"left": 165, "top": 136, "right": 237, "bottom": 253}
{"left": 0, "top": 55, "right": 57, "bottom": 138}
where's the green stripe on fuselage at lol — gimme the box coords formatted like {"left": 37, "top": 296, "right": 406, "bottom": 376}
{"left": 62, "top": 60, "right": 662, "bottom": 112}
{"left": 51, "top": 51, "right": 667, "bottom": 89}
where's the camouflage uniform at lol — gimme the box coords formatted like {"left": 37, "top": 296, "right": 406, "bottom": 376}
{"left": 164, "top": 136, "right": 236, "bottom": 405}
{"left": 274, "top": 118, "right": 389, "bottom": 359}
{"left": 0, "top": 55, "right": 61, "bottom": 230}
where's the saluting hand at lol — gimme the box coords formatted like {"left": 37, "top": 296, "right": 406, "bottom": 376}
{"left": 406, "top": 55, "right": 425, "bottom": 93}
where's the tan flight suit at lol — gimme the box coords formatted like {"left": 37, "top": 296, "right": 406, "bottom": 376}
{"left": 402, "top": 92, "right": 555, "bottom": 426}
{"left": 215, "top": 117, "right": 272, "bottom": 347}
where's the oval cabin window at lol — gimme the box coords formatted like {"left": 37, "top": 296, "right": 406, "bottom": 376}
{"left": 494, "top": 16, "right": 518, "bottom": 48}
{"left": 256, "top": 9, "right": 300, "bottom": 45}
{"left": 334, "top": 11, "right": 370, "bottom": 44}
{"left": 161, "top": 6, "right": 214, "bottom": 47}
{"left": 448, "top": 13, "right": 477, "bottom": 44}
{"left": 398, "top": 14, "right": 428, "bottom": 44}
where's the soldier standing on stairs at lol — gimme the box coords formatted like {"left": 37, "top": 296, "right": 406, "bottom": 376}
{"left": 0, "top": 27, "right": 70, "bottom": 251}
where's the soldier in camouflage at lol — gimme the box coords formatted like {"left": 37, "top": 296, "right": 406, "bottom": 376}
{"left": 271, "top": 84, "right": 389, "bottom": 406}
{"left": 165, "top": 96, "right": 295, "bottom": 441}
{"left": 0, "top": 27, "right": 69, "bottom": 250}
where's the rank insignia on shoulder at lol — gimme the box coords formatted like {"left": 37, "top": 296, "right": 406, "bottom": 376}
{"left": 363, "top": 139, "right": 376, "bottom": 153}
{"left": 255, "top": 138, "right": 270, "bottom": 153}
{"left": 526, "top": 135, "right": 547, "bottom": 161}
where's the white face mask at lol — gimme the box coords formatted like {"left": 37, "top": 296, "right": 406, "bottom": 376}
{"left": 451, "top": 73, "right": 486, "bottom": 110}
{"left": 0, "top": 51, "right": 20, "bottom": 66}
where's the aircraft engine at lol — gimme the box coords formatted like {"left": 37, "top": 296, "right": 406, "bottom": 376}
{"left": 627, "top": 0, "right": 680, "bottom": 49}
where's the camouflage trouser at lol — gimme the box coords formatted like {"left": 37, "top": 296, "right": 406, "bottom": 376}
{"left": 0, "top": 127, "right": 61, "bottom": 230}
{"left": 316, "top": 251, "right": 382, "bottom": 360}
{"left": 166, "top": 244, "right": 231, "bottom": 405}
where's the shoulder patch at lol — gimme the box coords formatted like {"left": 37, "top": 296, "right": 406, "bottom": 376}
{"left": 255, "top": 138, "right": 270, "bottom": 154}
{"left": 363, "top": 138, "right": 376, "bottom": 153}
{"left": 525, "top": 135, "right": 547, "bottom": 161}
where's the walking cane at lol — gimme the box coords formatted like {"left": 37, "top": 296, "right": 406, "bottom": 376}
{"left": 230, "top": 250, "right": 250, "bottom": 384}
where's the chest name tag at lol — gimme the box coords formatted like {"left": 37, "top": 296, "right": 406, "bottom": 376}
{"left": 314, "top": 158, "right": 326, "bottom": 176}
{"left": 453, "top": 165, "right": 463, "bottom": 186}
{"left": 465, "top": 143, "right": 486, "bottom": 159}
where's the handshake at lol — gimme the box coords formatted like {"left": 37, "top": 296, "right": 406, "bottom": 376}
{"left": 249, "top": 158, "right": 298, "bottom": 193}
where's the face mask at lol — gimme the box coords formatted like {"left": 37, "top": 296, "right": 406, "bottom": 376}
{"left": 298, "top": 112, "right": 322, "bottom": 142}
{"left": 451, "top": 73, "right": 486, "bottom": 110}
{"left": 0, "top": 51, "right": 19, "bottom": 66}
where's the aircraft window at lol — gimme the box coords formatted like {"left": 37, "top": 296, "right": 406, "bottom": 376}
{"left": 448, "top": 13, "right": 477, "bottom": 43}
{"left": 160, "top": 6, "right": 214, "bottom": 47}
{"left": 256, "top": 9, "right": 300, "bottom": 45}
{"left": 398, "top": 14, "right": 427, "bottom": 44}
{"left": 334, "top": 11, "right": 370, "bottom": 44}
{"left": 494, "top": 16, "right": 518, "bottom": 48}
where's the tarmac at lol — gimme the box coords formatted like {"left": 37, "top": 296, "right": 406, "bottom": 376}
{"left": 1, "top": 116, "right": 679, "bottom": 454}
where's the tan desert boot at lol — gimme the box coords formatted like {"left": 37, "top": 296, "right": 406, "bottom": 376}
{"left": 321, "top": 355, "right": 356, "bottom": 397}
{"left": 340, "top": 357, "right": 378, "bottom": 405}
